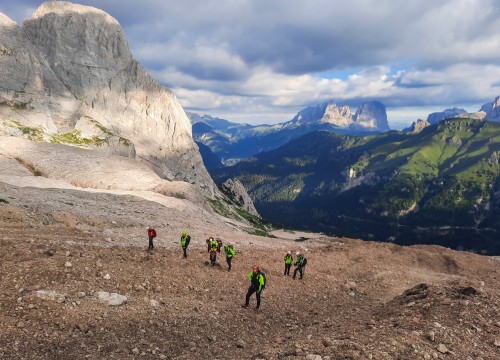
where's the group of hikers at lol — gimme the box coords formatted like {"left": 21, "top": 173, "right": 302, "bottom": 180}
{"left": 145, "top": 227, "right": 308, "bottom": 309}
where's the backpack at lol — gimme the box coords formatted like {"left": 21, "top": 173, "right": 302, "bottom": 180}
{"left": 185, "top": 235, "right": 191, "bottom": 246}
{"left": 302, "top": 257, "right": 307, "bottom": 266}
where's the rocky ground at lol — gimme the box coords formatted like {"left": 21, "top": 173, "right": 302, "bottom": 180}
{"left": 1, "top": 183, "right": 500, "bottom": 360}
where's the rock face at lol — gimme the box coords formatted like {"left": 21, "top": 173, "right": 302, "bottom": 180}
{"left": 0, "top": 2, "right": 215, "bottom": 197}
{"left": 352, "top": 101, "right": 389, "bottom": 131}
{"left": 289, "top": 101, "right": 389, "bottom": 132}
{"left": 481, "top": 95, "right": 500, "bottom": 122}
{"left": 220, "top": 178, "right": 259, "bottom": 216}
{"left": 405, "top": 119, "right": 430, "bottom": 134}
{"left": 426, "top": 108, "right": 467, "bottom": 125}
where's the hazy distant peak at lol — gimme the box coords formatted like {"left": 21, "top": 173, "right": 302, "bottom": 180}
{"left": 481, "top": 95, "right": 500, "bottom": 122}
{"left": 426, "top": 108, "right": 467, "bottom": 125}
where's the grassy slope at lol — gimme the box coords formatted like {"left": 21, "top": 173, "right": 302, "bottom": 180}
{"left": 212, "top": 119, "right": 500, "bottom": 254}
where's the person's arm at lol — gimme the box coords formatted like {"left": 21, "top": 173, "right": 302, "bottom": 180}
{"left": 258, "top": 275, "right": 265, "bottom": 293}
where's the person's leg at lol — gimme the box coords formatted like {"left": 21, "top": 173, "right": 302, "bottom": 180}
{"left": 256, "top": 291, "right": 261, "bottom": 308}
{"left": 245, "top": 286, "right": 256, "bottom": 306}
{"left": 148, "top": 237, "right": 154, "bottom": 250}
{"left": 227, "top": 257, "right": 232, "bottom": 271}
{"left": 299, "top": 267, "right": 303, "bottom": 279}
{"left": 183, "top": 246, "right": 187, "bottom": 258}
{"left": 292, "top": 267, "right": 298, "bottom": 279}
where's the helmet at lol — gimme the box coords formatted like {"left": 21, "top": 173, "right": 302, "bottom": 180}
{"left": 182, "top": 232, "right": 187, "bottom": 235}
{"left": 146, "top": 226, "right": 151, "bottom": 230}
{"left": 296, "top": 251, "right": 301, "bottom": 256}
{"left": 209, "top": 237, "right": 214, "bottom": 241}
{"left": 287, "top": 250, "right": 291, "bottom": 255}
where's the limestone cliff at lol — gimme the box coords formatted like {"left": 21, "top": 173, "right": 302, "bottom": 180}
{"left": 0, "top": 1, "right": 215, "bottom": 197}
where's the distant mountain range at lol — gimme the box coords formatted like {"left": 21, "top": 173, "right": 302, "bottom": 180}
{"left": 212, "top": 117, "right": 500, "bottom": 255}
{"left": 189, "top": 96, "right": 500, "bottom": 167}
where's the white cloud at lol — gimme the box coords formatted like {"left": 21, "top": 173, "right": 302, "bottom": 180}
{"left": 4, "top": 0, "right": 500, "bottom": 127}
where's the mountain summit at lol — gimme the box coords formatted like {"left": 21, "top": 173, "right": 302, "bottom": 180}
{"left": 0, "top": 1, "right": 215, "bottom": 196}
{"left": 287, "top": 100, "right": 389, "bottom": 132}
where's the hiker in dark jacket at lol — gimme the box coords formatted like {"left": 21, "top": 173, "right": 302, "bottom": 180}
{"left": 242, "top": 264, "right": 266, "bottom": 309}
{"left": 292, "top": 252, "right": 306, "bottom": 279}
{"left": 147, "top": 226, "right": 156, "bottom": 251}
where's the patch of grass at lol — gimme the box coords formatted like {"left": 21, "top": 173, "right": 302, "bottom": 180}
{"left": 51, "top": 130, "right": 105, "bottom": 146}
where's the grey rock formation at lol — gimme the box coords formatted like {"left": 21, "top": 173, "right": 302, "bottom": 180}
{"left": 288, "top": 101, "right": 388, "bottom": 131}
{"left": 289, "top": 102, "right": 352, "bottom": 128}
{"left": 220, "top": 178, "right": 259, "bottom": 216}
{"left": 352, "top": 101, "right": 390, "bottom": 131}
{"left": 426, "top": 108, "right": 467, "bottom": 125}
{"left": 322, "top": 103, "right": 353, "bottom": 127}
{"left": 0, "top": 2, "right": 215, "bottom": 197}
{"left": 481, "top": 95, "right": 500, "bottom": 122}
{"left": 405, "top": 119, "right": 430, "bottom": 134}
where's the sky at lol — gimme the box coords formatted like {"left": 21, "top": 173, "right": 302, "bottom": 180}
{"left": 1, "top": 0, "right": 500, "bottom": 129}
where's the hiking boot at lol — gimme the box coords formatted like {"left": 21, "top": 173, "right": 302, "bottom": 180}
{"left": 241, "top": 304, "right": 248, "bottom": 308}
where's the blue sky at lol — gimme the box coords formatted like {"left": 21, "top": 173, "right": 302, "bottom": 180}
{"left": 1, "top": 0, "right": 500, "bottom": 128}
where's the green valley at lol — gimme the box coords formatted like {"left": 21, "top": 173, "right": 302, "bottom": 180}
{"left": 212, "top": 118, "right": 500, "bottom": 255}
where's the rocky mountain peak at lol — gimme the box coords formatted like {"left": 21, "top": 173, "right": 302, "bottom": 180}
{"left": 323, "top": 103, "right": 353, "bottom": 127}
{"left": 0, "top": 1, "right": 216, "bottom": 197}
{"left": 426, "top": 108, "right": 467, "bottom": 125}
{"left": 352, "top": 100, "right": 389, "bottom": 131}
{"left": 481, "top": 95, "right": 500, "bottom": 122}
{"left": 220, "top": 178, "right": 259, "bottom": 216}
{"left": 406, "top": 119, "right": 430, "bottom": 134}
{"left": 0, "top": 12, "right": 17, "bottom": 27}
{"left": 288, "top": 101, "right": 388, "bottom": 132}
{"left": 32, "top": 1, "right": 117, "bottom": 24}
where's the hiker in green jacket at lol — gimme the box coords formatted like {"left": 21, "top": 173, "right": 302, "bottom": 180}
{"left": 284, "top": 250, "right": 293, "bottom": 276}
{"left": 180, "top": 232, "right": 191, "bottom": 258}
{"left": 242, "top": 264, "right": 266, "bottom": 309}
{"left": 223, "top": 242, "right": 235, "bottom": 271}
{"left": 292, "top": 252, "right": 306, "bottom": 280}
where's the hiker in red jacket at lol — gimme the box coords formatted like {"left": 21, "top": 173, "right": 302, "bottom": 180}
{"left": 147, "top": 226, "right": 157, "bottom": 251}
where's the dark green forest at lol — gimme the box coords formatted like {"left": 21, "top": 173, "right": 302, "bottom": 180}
{"left": 212, "top": 119, "right": 500, "bottom": 255}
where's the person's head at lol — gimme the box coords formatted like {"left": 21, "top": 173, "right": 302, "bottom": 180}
{"left": 209, "top": 237, "right": 214, "bottom": 241}
{"left": 182, "top": 232, "right": 187, "bottom": 236}
{"left": 252, "top": 264, "right": 259, "bottom": 273}
{"left": 228, "top": 243, "right": 233, "bottom": 248}
{"left": 287, "top": 250, "right": 291, "bottom": 255}
{"left": 296, "top": 251, "right": 301, "bottom": 256}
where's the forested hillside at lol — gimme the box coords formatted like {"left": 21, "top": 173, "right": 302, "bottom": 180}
{"left": 213, "top": 118, "right": 500, "bottom": 254}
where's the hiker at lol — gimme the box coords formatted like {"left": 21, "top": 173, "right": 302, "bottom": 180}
{"left": 146, "top": 226, "right": 157, "bottom": 251}
{"left": 180, "top": 231, "right": 191, "bottom": 258}
{"left": 206, "top": 237, "right": 219, "bottom": 265}
{"left": 292, "top": 251, "right": 307, "bottom": 279}
{"left": 242, "top": 264, "right": 266, "bottom": 310}
{"left": 284, "top": 250, "right": 293, "bottom": 276}
{"left": 223, "top": 242, "right": 235, "bottom": 271}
